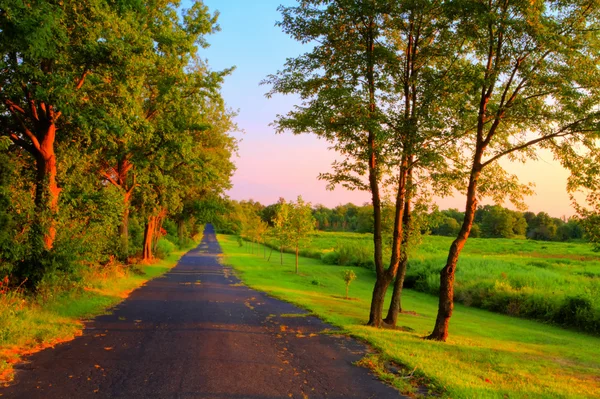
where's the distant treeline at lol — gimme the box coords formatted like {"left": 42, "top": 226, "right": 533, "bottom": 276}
{"left": 217, "top": 200, "right": 584, "bottom": 242}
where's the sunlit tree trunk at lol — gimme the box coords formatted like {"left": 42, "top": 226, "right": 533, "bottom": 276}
{"left": 385, "top": 177, "right": 412, "bottom": 326}
{"left": 33, "top": 122, "right": 60, "bottom": 250}
{"left": 428, "top": 148, "right": 483, "bottom": 341}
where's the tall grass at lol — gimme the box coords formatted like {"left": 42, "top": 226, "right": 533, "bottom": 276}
{"left": 284, "top": 231, "right": 600, "bottom": 334}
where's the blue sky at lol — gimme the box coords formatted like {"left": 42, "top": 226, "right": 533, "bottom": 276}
{"left": 184, "top": 0, "right": 574, "bottom": 216}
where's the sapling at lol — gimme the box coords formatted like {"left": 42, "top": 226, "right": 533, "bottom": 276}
{"left": 343, "top": 270, "right": 357, "bottom": 300}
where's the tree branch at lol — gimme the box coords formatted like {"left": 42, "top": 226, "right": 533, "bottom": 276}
{"left": 481, "top": 118, "right": 592, "bottom": 168}
{"left": 101, "top": 170, "right": 120, "bottom": 188}
{"left": 76, "top": 70, "right": 90, "bottom": 90}
{"left": 7, "top": 108, "right": 41, "bottom": 152}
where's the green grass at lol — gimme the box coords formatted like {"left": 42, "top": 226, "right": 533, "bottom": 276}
{"left": 267, "top": 231, "right": 600, "bottom": 334}
{"left": 220, "top": 234, "right": 600, "bottom": 399}
{"left": 0, "top": 236, "right": 201, "bottom": 382}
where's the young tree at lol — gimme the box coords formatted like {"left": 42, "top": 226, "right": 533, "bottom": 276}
{"left": 273, "top": 198, "right": 291, "bottom": 265}
{"left": 427, "top": 0, "right": 600, "bottom": 341}
{"left": 342, "top": 269, "right": 357, "bottom": 300}
{"left": 285, "top": 196, "right": 316, "bottom": 274}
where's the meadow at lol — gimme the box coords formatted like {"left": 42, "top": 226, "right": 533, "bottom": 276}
{"left": 220, "top": 234, "right": 600, "bottom": 398}
{"left": 265, "top": 231, "right": 600, "bottom": 334}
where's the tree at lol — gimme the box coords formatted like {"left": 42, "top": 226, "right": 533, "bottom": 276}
{"left": 428, "top": 0, "right": 600, "bottom": 341}
{"left": 285, "top": 196, "right": 315, "bottom": 274}
{"left": 0, "top": 0, "right": 125, "bottom": 250}
{"left": 273, "top": 198, "right": 291, "bottom": 265}
{"left": 0, "top": 0, "right": 236, "bottom": 285}
{"left": 526, "top": 212, "right": 558, "bottom": 241}
{"left": 267, "top": 0, "right": 465, "bottom": 327}
{"left": 342, "top": 269, "right": 357, "bottom": 299}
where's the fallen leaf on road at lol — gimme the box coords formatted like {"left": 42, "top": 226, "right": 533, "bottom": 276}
{"left": 103, "top": 347, "right": 113, "bottom": 351}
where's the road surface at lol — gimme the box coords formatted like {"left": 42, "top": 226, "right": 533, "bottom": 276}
{"left": 1, "top": 224, "right": 403, "bottom": 399}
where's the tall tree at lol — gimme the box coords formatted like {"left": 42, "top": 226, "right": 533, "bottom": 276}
{"left": 427, "top": 0, "right": 600, "bottom": 341}
{"left": 267, "top": 0, "right": 466, "bottom": 326}
{"left": 0, "top": 0, "right": 122, "bottom": 250}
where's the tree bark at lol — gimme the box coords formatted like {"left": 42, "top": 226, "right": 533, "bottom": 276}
{"left": 368, "top": 156, "right": 409, "bottom": 327}
{"left": 295, "top": 245, "right": 299, "bottom": 274}
{"left": 364, "top": 15, "right": 389, "bottom": 328}
{"left": 142, "top": 217, "right": 155, "bottom": 261}
{"left": 120, "top": 191, "right": 131, "bottom": 256}
{"left": 31, "top": 123, "right": 60, "bottom": 250}
{"left": 427, "top": 157, "right": 483, "bottom": 341}
{"left": 384, "top": 183, "right": 412, "bottom": 326}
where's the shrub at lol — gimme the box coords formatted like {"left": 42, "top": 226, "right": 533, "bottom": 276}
{"left": 155, "top": 238, "right": 176, "bottom": 259}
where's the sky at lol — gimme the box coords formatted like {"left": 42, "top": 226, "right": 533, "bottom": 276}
{"left": 190, "top": 0, "right": 576, "bottom": 218}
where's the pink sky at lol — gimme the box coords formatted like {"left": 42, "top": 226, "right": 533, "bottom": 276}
{"left": 227, "top": 130, "right": 575, "bottom": 218}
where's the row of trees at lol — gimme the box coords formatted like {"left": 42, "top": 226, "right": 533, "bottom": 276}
{"left": 265, "top": 0, "right": 600, "bottom": 341}
{"left": 219, "top": 199, "right": 586, "bottom": 242}
{"left": 430, "top": 206, "right": 584, "bottom": 241}
{"left": 218, "top": 197, "right": 316, "bottom": 273}
{"left": 0, "top": 0, "right": 236, "bottom": 288}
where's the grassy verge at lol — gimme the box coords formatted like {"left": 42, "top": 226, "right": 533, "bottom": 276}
{"left": 219, "top": 234, "right": 600, "bottom": 399}
{"left": 0, "top": 235, "right": 201, "bottom": 383}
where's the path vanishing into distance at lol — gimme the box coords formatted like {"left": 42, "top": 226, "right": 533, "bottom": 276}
{"left": 1, "top": 225, "right": 403, "bottom": 399}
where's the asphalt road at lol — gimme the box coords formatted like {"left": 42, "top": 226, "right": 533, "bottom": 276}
{"left": 1, "top": 224, "right": 403, "bottom": 399}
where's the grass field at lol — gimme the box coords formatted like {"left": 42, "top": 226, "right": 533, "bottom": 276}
{"left": 0, "top": 235, "right": 201, "bottom": 383}
{"left": 266, "top": 231, "right": 600, "bottom": 334}
{"left": 220, "top": 234, "right": 600, "bottom": 399}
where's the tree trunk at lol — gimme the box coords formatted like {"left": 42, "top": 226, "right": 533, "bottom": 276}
{"left": 385, "top": 166, "right": 413, "bottom": 326}
{"left": 280, "top": 245, "right": 283, "bottom": 265}
{"left": 143, "top": 217, "right": 155, "bottom": 261}
{"left": 34, "top": 123, "right": 60, "bottom": 250}
{"left": 152, "top": 209, "right": 166, "bottom": 251}
{"left": 120, "top": 191, "right": 131, "bottom": 256}
{"left": 346, "top": 284, "right": 349, "bottom": 300}
{"left": 367, "top": 157, "right": 409, "bottom": 327}
{"left": 295, "top": 245, "right": 299, "bottom": 274}
{"left": 368, "top": 277, "right": 390, "bottom": 326}
{"left": 268, "top": 246, "right": 273, "bottom": 261}
{"left": 365, "top": 17, "right": 386, "bottom": 327}
{"left": 427, "top": 160, "right": 482, "bottom": 341}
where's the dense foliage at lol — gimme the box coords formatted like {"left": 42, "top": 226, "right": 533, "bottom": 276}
{"left": 0, "top": 0, "right": 236, "bottom": 290}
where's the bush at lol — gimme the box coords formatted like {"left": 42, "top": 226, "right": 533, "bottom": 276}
{"left": 155, "top": 238, "right": 176, "bottom": 259}
{"left": 319, "top": 243, "right": 374, "bottom": 269}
